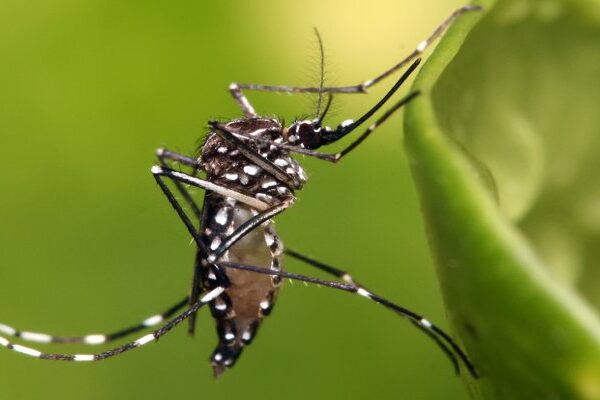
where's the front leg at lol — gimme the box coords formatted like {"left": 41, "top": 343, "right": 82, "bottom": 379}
{"left": 156, "top": 148, "right": 203, "bottom": 220}
{"left": 229, "top": 6, "right": 480, "bottom": 98}
{"left": 151, "top": 166, "right": 269, "bottom": 289}
{"left": 152, "top": 166, "right": 269, "bottom": 214}
{"left": 229, "top": 83, "right": 257, "bottom": 117}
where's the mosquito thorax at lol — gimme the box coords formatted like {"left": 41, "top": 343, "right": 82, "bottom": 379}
{"left": 201, "top": 117, "right": 308, "bottom": 202}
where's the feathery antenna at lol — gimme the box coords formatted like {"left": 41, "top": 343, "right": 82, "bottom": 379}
{"left": 313, "top": 27, "right": 326, "bottom": 119}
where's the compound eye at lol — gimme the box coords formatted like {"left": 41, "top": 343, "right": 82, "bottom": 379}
{"left": 296, "top": 123, "right": 322, "bottom": 149}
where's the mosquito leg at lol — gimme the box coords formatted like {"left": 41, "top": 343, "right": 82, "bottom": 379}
{"left": 152, "top": 163, "right": 273, "bottom": 284}
{"left": 152, "top": 160, "right": 217, "bottom": 334}
{"left": 153, "top": 169, "right": 208, "bottom": 252}
{"left": 0, "top": 159, "right": 205, "bottom": 350}
{"left": 407, "top": 320, "right": 460, "bottom": 374}
{"left": 229, "top": 83, "right": 257, "bottom": 117}
{"left": 285, "top": 248, "right": 357, "bottom": 285}
{"left": 232, "top": 6, "right": 480, "bottom": 96}
{"left": 157, "top": 148, "right": 204, "bottom": 220}
{"left": 329, "top": 91, "right": 419, "bottom": 161}
{"left": 218, "top": 260, "right": 478, "bottom": 378}
{"left": 156, "top": 148, "right": 200, "bottom": 169}
{"left": 152, "top": 166, "right": 269, "bottom": 212}
{"left": 0, "top": 288, "right": 224, "bottom": 362}
{"left": 188, "top": 248, "right": 206, "bottom": 336}
{"left": 152, "top": 166, "right": 234, "bottom": 290}
{"left": 0, "top": 297, "right": 188, "bottom": 346}
{"left": 355, "top": 5, "right": 481, "bottom": 91}
{"left": 285, "top": 248, "right": 460, "bottom": 374}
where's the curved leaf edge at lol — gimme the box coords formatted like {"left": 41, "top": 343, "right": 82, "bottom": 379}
{"left": 403, "top": 0, "right": 600, "bottom": 398}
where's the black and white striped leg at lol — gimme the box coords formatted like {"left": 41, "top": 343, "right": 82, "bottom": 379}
{"left": 406, "top": 319, "right": 461, "bottom": 375}
{"left": 155, "top": 149, "right": 210, "bottom": 334}
{"left": 0, "top": 297, "right": 188, "bottom": 347}
{"left": 188, "top": 248, "right": 206, "bottom": 336}
{"left": 152, "top": 166, "right": 290, "bottom": 267}
{"left": 153, "top": 168, "right": 207, "bottom": 253}
{"left": 229, "top": 6, "right": 480, "bottom": 97}
{"left": 152, "top": 164, "right": 277, "bottom": 269}
{"left": 285, "top": 248, "right": 357, "bottom": 285}
{"left": 157, "top": 149, "right": 203, "bottom": 220}
{"left": 218, "top": 260, "right": 478, "bottom": 378}
{"left": 152, "top": 166, "right": 269, "bottom": 214}
{"left": 0, "top": 287, "right": 224, "bottom": 362}
{"left": 156, "top": 148, "right": 200, "bottom": 169}
{"left": 285, "top": 249, "right": 461, "bottom": 375}
{"left": 229, "top": 83, "right": 257, "bottom": 117}
{"left": 152, "top": 166, "right": 235, "bottom": 289}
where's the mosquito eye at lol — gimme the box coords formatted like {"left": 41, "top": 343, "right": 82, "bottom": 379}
{"left": 296, "top": 123, "right": 321, "bottom": 149}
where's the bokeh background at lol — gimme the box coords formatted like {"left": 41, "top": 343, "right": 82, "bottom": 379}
{"left": 0, "top": 1, "right": 469, "bottom": 399}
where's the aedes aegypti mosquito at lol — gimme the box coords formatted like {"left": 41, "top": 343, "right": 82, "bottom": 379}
{"left": 0, "top": 6, "right": 480, "bottom": 379}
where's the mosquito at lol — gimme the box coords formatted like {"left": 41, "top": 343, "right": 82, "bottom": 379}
{"left": 0, "top": 6, "right": 480, "bottom": 378}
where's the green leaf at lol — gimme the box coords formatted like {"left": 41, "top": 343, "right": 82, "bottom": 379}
{"left": 403, "top": 0, "right": 600, "bottom": 398}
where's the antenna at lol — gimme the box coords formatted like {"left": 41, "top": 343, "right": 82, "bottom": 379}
{"left": 313, "top": 27, "right": 326, "bottom": 119}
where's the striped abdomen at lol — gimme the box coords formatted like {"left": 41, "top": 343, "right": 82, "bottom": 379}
{"left": 200, "top": 194, "right": 283, "bottom": 376}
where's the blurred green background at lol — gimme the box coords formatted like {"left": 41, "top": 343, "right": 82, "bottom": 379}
{"left": 0, "top": 1, "right": 468, "bottom": 399}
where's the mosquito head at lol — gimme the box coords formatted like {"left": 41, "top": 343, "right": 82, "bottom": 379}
{"left": 286, "top": 93, "right": 337, "bottom": 150}
{"left": 286, "top": 118, "right": 357, "bottom": 150}
{"left": 286, "top": 119, "right": 324, "bottom": 149}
